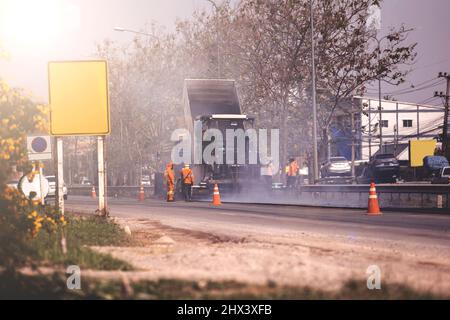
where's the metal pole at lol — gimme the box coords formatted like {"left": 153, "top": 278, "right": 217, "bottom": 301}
{"left": 443, "top": 76, "right": 450, "bottom": 157}
{"left": 97, "top": 136, "right": 107, "bottom": 216}
{"left": 217, "top": 10, "right": 221, "bottom": 78}
{"left": 39, "top": 162, "right": 45, "bottom": 206}
{"left": 378, "top": 41, "right": 383, "bottom": 153}
{"left": 56, "top": 137, "right": 64, "bottom": 214}
{"left": 310, "top": 0, "right": 319, "bottom": 183}
{"left": 395, "top": 102, "right": 399, "bottom": 154}
{"left": 368, "top": 99, "right": 372, "bottom": 159}
{"left": 351, "top": 107, "right": 356, "bottom": 183}
{"left": 417, "top": 104, "right": 420, "bottom": 140}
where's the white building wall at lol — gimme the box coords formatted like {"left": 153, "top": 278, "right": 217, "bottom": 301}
{"left": 358, "top": 97, "right": 444, "bottom": 161}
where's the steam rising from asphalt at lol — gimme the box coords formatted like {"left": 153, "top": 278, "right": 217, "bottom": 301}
{"left": 199, "top": 184, "right": 365, "bottom": 209}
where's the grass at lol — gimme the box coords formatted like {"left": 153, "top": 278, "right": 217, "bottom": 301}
{"left": 31, "top": 215, "right": 133, "bottom": 271}
{"left": 0, "top": 274, "right": 446, "bottom": 300}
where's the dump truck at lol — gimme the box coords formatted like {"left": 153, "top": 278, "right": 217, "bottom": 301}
{"left": 182, "top": 79, "right": 261, "bottom": 197}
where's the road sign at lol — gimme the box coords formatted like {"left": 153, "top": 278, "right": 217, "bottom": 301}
{"left": 27, "top": 135, "right": 52, "bottom": 160}
{"left": 409, "top": 139, "right": 437, "bottom": 167}
{"left": 19, "top": 173, "right": 49, "bottom": 201}
{"left": 48, "top": 60, "right": 110, "bottom": 136}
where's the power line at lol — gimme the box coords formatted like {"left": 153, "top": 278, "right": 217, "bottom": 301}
{"left": 365, "top": 77, "right": 443, "bottom": 96}
{"left": 416, "top": 96, "right": 441, "bottom": 106}
{"left": 388, "top": 80, "right": 443, "bottom": 96}
{"left": 410, "top": 57, "right": 450, "bottom": 73}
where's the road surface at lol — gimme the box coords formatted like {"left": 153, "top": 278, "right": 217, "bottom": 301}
{"left": 66, "top": 196, "right": 450, "bottom": 295}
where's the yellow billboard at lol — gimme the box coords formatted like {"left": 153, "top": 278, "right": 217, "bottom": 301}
{"left": 48, "top": 60, "right": 110, "bottom": 136}
{"left": 409, "top": 139, "right": 437, "bottom": 167}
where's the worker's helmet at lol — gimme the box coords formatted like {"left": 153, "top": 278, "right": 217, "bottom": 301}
{"left": 184, "top": 164, "right": 190, "bottom": 168}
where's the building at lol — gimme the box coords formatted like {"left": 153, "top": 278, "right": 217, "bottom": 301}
{"left": 331, "top": 97, "right": 445, "bottom": 162}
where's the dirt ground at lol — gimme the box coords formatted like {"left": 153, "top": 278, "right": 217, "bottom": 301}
{"left": 87, "top": 216, "right": 450, "bottom": 296}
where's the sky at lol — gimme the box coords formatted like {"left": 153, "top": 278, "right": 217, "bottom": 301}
{"left": 0, "top": 0, "right": 449, "bottom": 105}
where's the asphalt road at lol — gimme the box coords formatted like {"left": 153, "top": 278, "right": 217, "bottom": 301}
{"left": 66, "top": 195, "right": 450, "bottom": 246}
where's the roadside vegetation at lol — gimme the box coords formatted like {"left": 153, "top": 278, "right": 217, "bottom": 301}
{"left": 1, "top": 275, "right": 446, "bottom": 300}
{"left": 31, "top": 214, "right": 132, "bottom": 271}
{"left": 0, "top": 75, "right": 132, "bottom": 299}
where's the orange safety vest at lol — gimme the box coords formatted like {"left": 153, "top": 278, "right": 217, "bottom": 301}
{"left": 165, "top": 164, "right": 175, "bottom": 186}
{"left": 288, "top": 161, "right": 299, "bottom": 177}
{"left": 181, "top": 168, "right": 194, "bottom": 185}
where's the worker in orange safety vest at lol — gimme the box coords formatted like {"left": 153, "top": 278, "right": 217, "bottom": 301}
{"left": 180, "top": 164, "right": 194, "bottom": 202}
{"left": 164, "top": 161, "right": 175, "bottom": 202}
{"left": 286, "top": 158, "right": 299, "bottom": 188}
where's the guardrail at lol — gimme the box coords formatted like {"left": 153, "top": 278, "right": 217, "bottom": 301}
{"left": 69, "top": 183, "right": 450, "bottom": 211}
{"left": 68, "top": 185, "right": 155, "bottom": 199}
{"left": 296, "top": 184, "right": 450, "bottom": 210}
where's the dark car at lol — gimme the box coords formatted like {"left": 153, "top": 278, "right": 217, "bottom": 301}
{"left": 423, "top": 156, "right": 449, "bottom": 178}
{"left": 368, "top": 153, "right": 400, "bottom": 183}
{"left": 431, "top": 166, "right": 450, "bottom": 184}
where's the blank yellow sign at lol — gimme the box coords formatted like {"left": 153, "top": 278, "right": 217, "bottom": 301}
{"left": 48, "top": 60, "right": 110, "bottom": 136}
{"left": 409, "top": 139, "right": 437, "bottom": 167}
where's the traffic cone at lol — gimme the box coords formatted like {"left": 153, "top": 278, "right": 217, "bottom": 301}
{"left": 367, "top": 182, "right": 382, "bottom": 216}
{"left": 138, "top": 185, "right": 145, "bottom": 201}
{"left": 212, "top": 184, "right": 221, "bottom": 206}
{"left": 167, "top": 189, "right": 174, "bottom": 202}
{"left": 91, "top": 186, "right": 97, "bottom": 199}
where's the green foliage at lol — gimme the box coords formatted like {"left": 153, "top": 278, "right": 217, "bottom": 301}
{"left": 31, "top": 215, "right": 132, "bottom": 271}
{"left": 0, "top": 187, "right": 37, "bottom": 271}
{"left": 0, "top": 275, "right": 444, "bottom": 300}
{"left": 99, "top": 0, "right": 416, "bottom": 172}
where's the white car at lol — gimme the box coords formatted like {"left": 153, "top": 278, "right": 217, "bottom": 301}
{"left": 7, "top": 180, "right": 19, "bottom": 189}
{"left": 46, "top": 175, "right": 68, "bottom": 200}
{"left": 320, "top": 157, "right": 351, "bottom": 178}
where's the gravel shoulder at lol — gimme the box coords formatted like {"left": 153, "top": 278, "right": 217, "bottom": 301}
{"left": 89, "top": 215, "right": 450, "bottom": 296}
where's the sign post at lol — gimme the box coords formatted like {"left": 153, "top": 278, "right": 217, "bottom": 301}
{"left": 56, "top": 138, "right": 65, "bottom": 214}
{"left": 48, "top": 60, "right": 110, "bottom": 216}
{"left": 97, "top": 136, "right": 107, "bottom": 216}
{"left": 38, "top": 162, "right": 45, "bottom": 206}
{"left": 26, "top": 136, "right": 52, "bottom": 206}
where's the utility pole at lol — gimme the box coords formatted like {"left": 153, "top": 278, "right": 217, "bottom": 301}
{"left": 350, "top": 104, "right": 356, "bottom": 184}
{"left": 376, "top": 40, "right": 383, "bottom": 153}
{"left": 435, "top": 72, "right": 450, "bottom": 159}
{"left": 310, "top": 0, "right": 319, "bottom": 183}
{"left": 206, "top": 0, "right": 221, "bottom": 78}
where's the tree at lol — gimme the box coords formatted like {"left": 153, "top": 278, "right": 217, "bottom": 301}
{"left": 94, "top": 0, "right": 416, "bottom": 181}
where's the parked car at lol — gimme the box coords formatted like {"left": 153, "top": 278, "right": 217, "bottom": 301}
{"left": 320, "top": 157, "right": 351, "bottom": 178}
{"left": 80, "top": 177, "right": 92, "bottom": 185}
{"left": 423, "top": 156, "right": 449, "bottom": 179}
{"left": 431, "top": 166, "right": 450, "bottom": 184}
{"left": 6, "top": 180, "right": 19, "bottom": 189}
{"left": 46, "top": 175, "right": 68, "bottom": 200}
{"left": 368, "top": 153, "right": 399, "bottom": 183}
{"left": 140, "top": 175, "right": 151, "bottom": 186}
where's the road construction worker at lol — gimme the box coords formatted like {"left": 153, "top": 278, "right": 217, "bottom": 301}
{"left": 260, "top": 157, "right": 274, "bottom": 189}
{"left": 164, "top": 161, "right": 175, "bottom": 202}
{"left": 180, "top": 164, "right": 194, "bottom": 202}
{"left": 286, "top": 158, "right": 299, "bottom": 188}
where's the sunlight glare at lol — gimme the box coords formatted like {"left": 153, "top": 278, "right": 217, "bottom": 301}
{"left": 0, "top": 0, "right": 80, "bottom": 50}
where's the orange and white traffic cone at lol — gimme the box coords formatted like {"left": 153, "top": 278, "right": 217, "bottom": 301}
{"left": 212, "top": 184, "right": 221, "bottom": 206}
{"left": 367, "top": 182, "right": 382, "bottom": 216}
{"left": 138, "top": 185, "right": 145, "bottom": 201}
{"left": 91, "top": 186, "right": 97, "bottom": 199}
